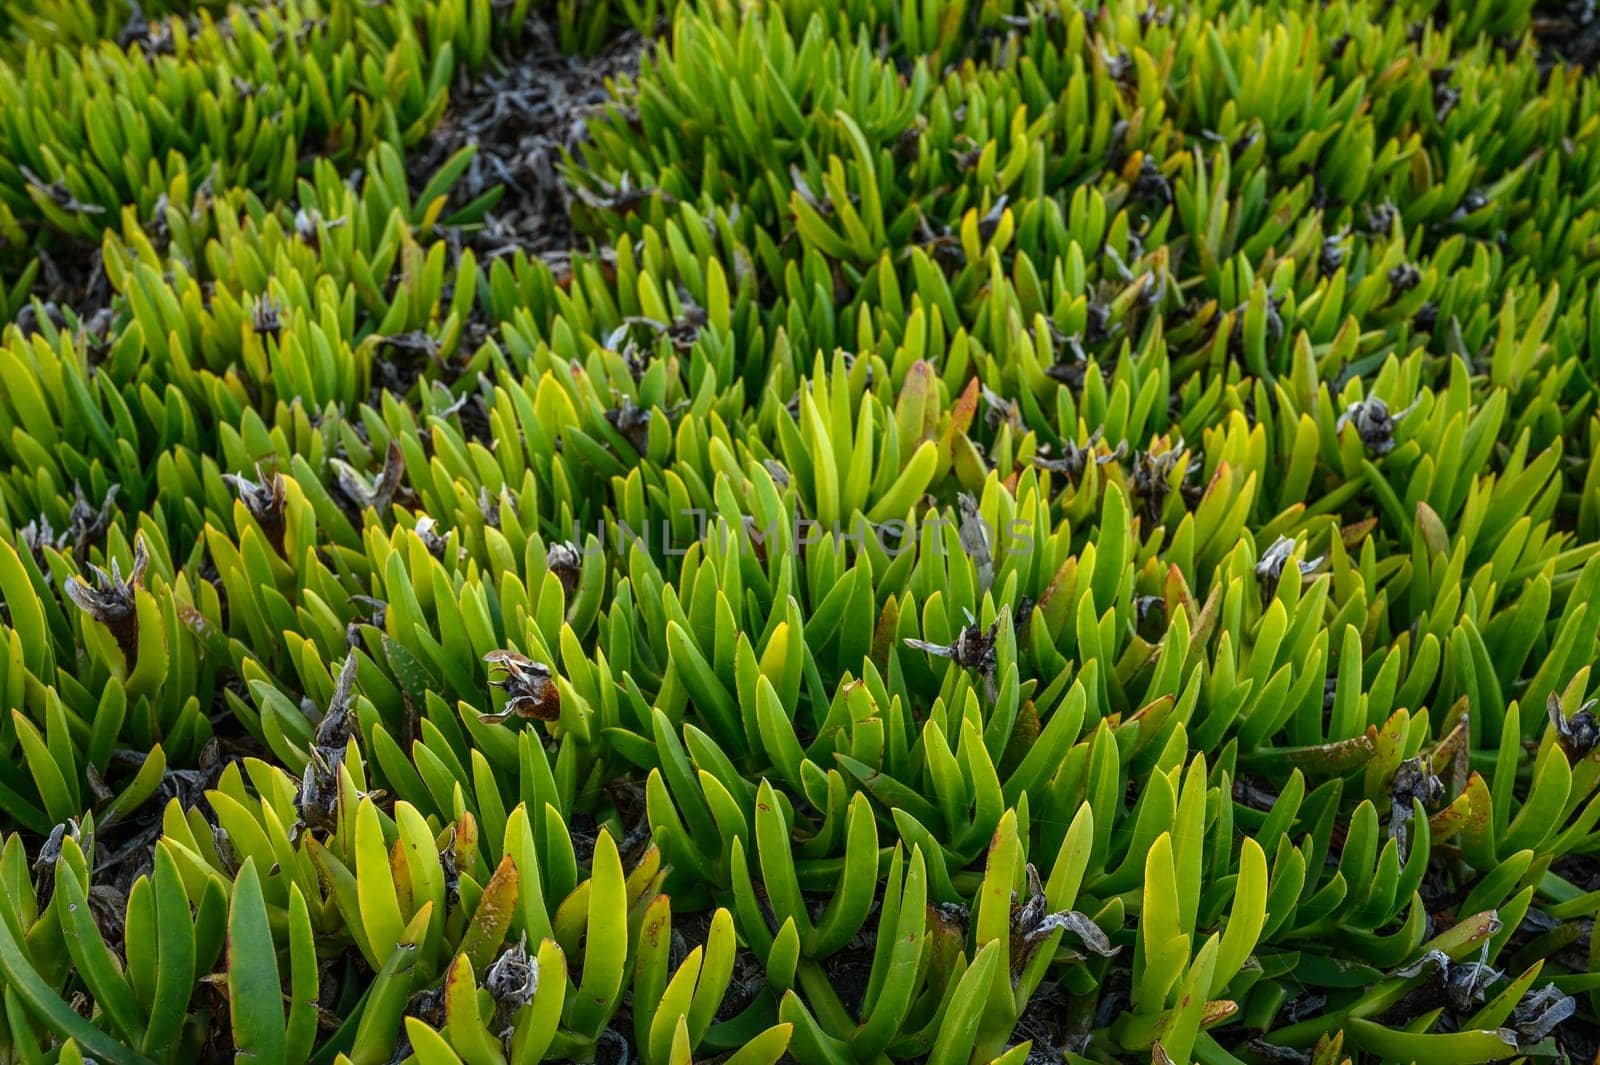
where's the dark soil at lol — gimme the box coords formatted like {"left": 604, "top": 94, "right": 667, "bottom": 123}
{"left": 413, "top": 13, "right": 657, "bottom": 270}
{"left": 10, "top": 241, "right": 116, "bottom": 342}
{"left": 1533, "top": 1, "right": 1600, "bottom": 69}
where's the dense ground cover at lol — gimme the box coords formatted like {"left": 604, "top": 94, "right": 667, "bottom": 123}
{"left": 3, "top": 0, "right": 1600, "bottom": 1061}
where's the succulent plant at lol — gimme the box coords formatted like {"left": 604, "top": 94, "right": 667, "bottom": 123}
{"left": 4, "top": 0, "right": 1600, "bottom": 1063}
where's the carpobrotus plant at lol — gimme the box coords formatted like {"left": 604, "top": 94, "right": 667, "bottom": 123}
{"left": 4, "top": 0, "right": 1600, "bottom": 1062}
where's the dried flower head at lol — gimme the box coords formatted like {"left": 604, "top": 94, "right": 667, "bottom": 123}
{"left": 1127, "top": 441, "right": 1201, "bottom": 524}
{"left": 958, "top": 493, "right": 994, "bottom": 594}
{"left": 223, "top": 466, "right": 286, "bottom": 555}
{"left": 1008, "top": 864, "right": 1117, "bottom": 982}
{"left": 1319, "top": 231, "right": 1347, "bottom": 276}
{"left": 1336, "top": 396, "right": 1417, "bottom": 457}
{"left": 332, "top": 441, "right": 405, "bottom": 514}
{"left": 905, "top": 613, "right": 1005, "bottom": 701}
{"left": 1130, "top": 156, "right": 1173, "bottom": 205}
{"left": 64, "top": 536, "right": 150, "bottom": 666}
{"left": 486, "top": 934, "right": 538, "bottom": 1037}
{"left": 1033, "top": 430, "right": 1124, "bottom": 481}
{"left": 482, "top": 650, "right": 561, "bottom": 724}
{"left": 1388, "top": 262, "right": 1421, "bottom": 293}
{"left": 251, "top": 295, "right": 282, "bottom": 338}
{"left": 1394, "top": 942, "right": 1500, "bottom": 1013}
{"left": 1255, "top": 536, "right": 1324, "bottom": 602}
{"left": 546, "top": 541, "right": 582, "bottom": 598}
{"left": 66, "top": 483, "right": 120, "bottom": 562}
{"left": 1389, "top": 755, "right": 1445, "bottom": 861}
{"left": 1512, "top": 984, "right": 1576, "bottom": 1044}
{"left": 1548, "top": 693, "right": 1600, "bottom": 761}
{"left": 606, "top": 395, "right": 652, "bottom": 454}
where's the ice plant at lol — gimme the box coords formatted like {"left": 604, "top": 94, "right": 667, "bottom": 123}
{"left": 1, "top": 0, "right": 1599, "bottom": 1063}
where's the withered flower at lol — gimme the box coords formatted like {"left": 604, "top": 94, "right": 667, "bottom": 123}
{"left": 1319, "top": 233, "right": 1347, "bottom": 277}
{"left": 485, "top": 934, "right": 538, "bottom": 1037}
{"left": 958, "top": 493, "right": 994, "bottom": 595}
{"left": 1084, "top": 301, "right": 1111, "bottom": 344}
{"left": 1130, "top": 156, "right": 1172, "bottom": 205}
{"left": 478, "top": 486, "right": 503, "bottom": 528}
{"left": 1394, "top": 942, "right": 1500, "bottom": 1012}
{"left": 1449, "top": 189, "right": 1489, "bottom": 224}
{"left": 1389, "top": 755, "right": 1445, "bottom": 861}
{"left": 1033, "top": 430, "right": 1124, "bottom": 481}
{"left": 33, "top": 819, "right": 80, "bottom": 874}
{"left": 1255, "top": 535, "right": 1324, "bottom": 603}
{"left": 1364, "top": 201, "right": 1399, "bottom": 235}
{"left": 66, "top": 483, "right": 120, "bottom": 562}
{"left": 20, "top": 515, "right": 64, "bottom": 574}
{"left": 1044, "top": 332, "right": 1094, "bottom": 391}
{"left": 1336, "top": 396, "right": 1416, "bottom": 457}
{"left": 482, "top": 650, "right": 561, "bottom": 724}
{"left": 905, "top": 614, "right": 1003, "bottom": 700}
{"left": 314, "top": 653, "right": 361, "bottom": 752}
{"left": 64, "top": 536, "right": 150, "bottom": 666}
{"left": 223, "top": 466, "right": 287, "bottom": 556}
{"left": 1226, "top": 295, "right": 1284, "bottom": 359}
{"left": 406, "top": 985, "right": 446, "bottom": 1030}
{"left": 980, "top": 384, "right": 1023, "bottom": 433}
{"left": 1412, "top": 301, "right": 1439, "bottom": 333}
{"left": 333, "top": 441, "right": 405, "bottom": 514}
{"left": 20, "top": 166, "right": 105, "bottom": 215}
{"left": 293, "top": 655, "right": 361, "bottom": 843}
{"left": 1009, "top": 864, "right": 1117, "bottom": 982}
{"left": 915, "top": 211, "right": 965, "bottom": 268}
{"left": 606, "top": 395, "right": 652, "bottom": 455}
{"left": 1127, "top": 441, "right": 1201, "bottom": 525}
{"left": 1434, "top": 82, "right": 1460, "bottom": 123}
{"left": 1548, "top": 693, "right": 1600, "bottom": 761}
{"left": 546, "top": 541, "right": 582, "bottom": 598}
{"left": 977, "top": 195, "right": 1010, "bottom": 241}
{"left": 1387, "top": 263, "right": 1421, "bottom": 293}
{"left": 293, "top": 207, "right": 346, "bottom": 252}
{"left": 293, "top": 748, "right": 341, "bottom": 844}
{"left": 251, "top": 295, "right": 283, "bottom": 339}
{"left": 894, "top": 115, "right": 927, "bottom": 159}
{"left": 212, "top": 824, "right": 239, "bottom": 876}
{"left": 1511, "top": 983, "right": 1576, "bottom": 1044}
{"left": 1135, "top": 595, "right": 1166, "bottom": 642}
{"left": 413, "top": 517, "right": 455, "bottom": 560}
